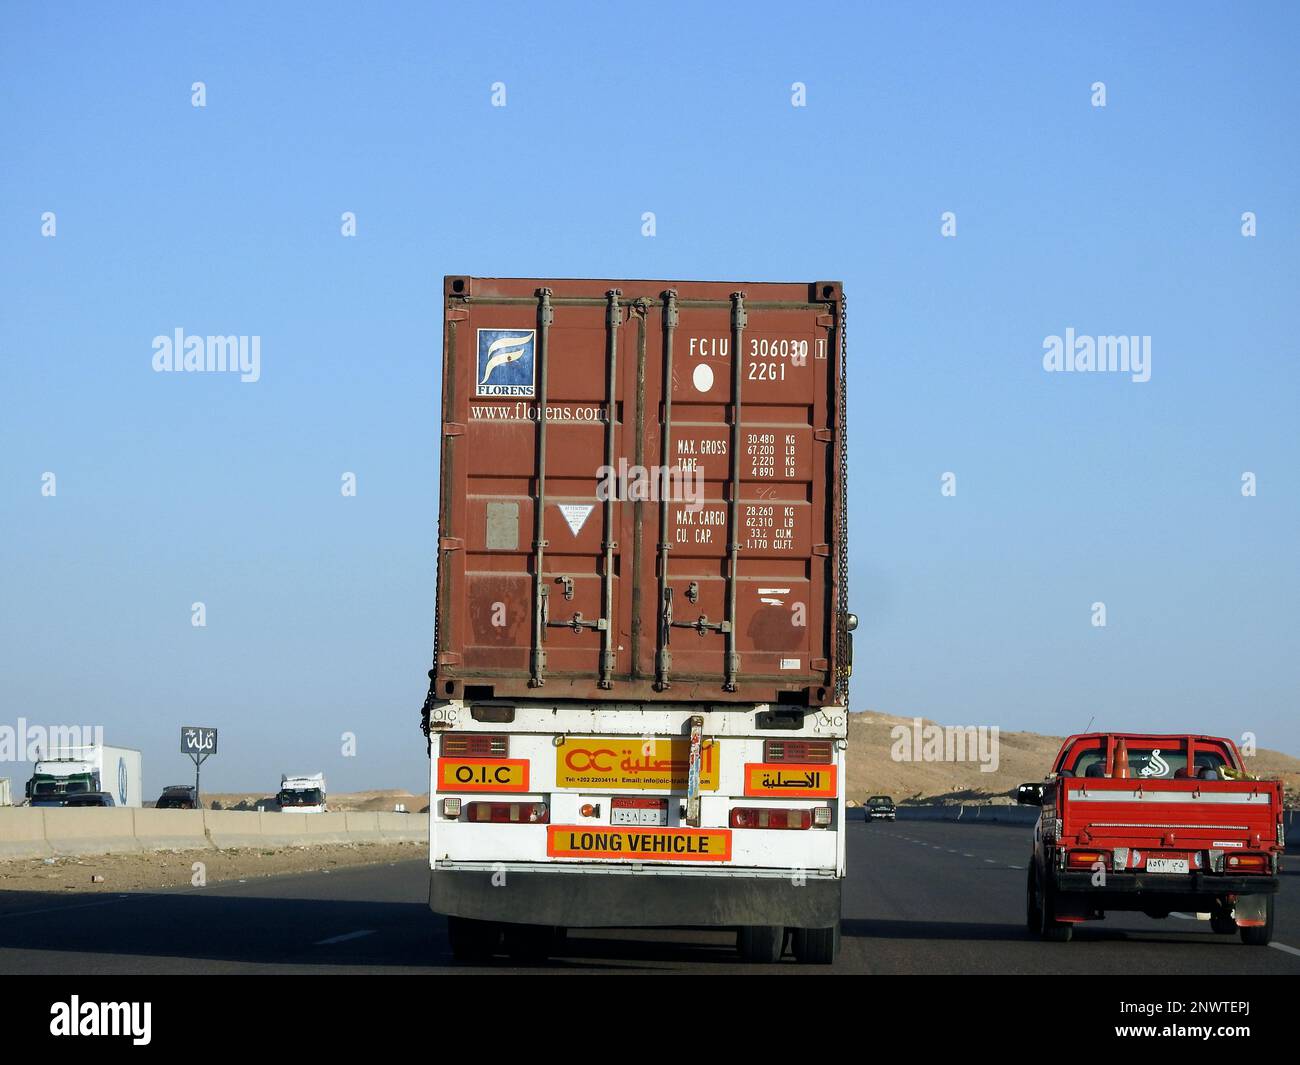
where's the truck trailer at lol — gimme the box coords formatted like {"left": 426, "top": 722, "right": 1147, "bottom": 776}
{"left": 421, "top": 276, "right": 852, "bottom": 963}
{"left": 25, "top": 745, "right": 143, "bottom": 808}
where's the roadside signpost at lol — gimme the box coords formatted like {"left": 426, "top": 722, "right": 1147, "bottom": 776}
{"left": 180, "top": 726, "right": 218, "bottom": 804}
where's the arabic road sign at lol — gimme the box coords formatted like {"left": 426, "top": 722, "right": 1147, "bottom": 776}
{"left": 180, "top": 726, "right": 218, "bottom": 756}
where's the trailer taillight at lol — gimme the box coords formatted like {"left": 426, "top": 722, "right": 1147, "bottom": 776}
{"left": 440, "top": 734, "right": 509, "bottom": 758}
{"left": 762, "top": 739, "right": 834, "bottom": 764}
{"left": 730, "top": 807, "right": 813, "bottom": 830}
{"left": 464, "top": 801, "right": 548, "bottom": 824}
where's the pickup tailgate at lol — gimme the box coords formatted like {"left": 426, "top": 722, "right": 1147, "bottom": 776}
{"left": 1059, "top": 777, "right": 1283, "bottom": 852}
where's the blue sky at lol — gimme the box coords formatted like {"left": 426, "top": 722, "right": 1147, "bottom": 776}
{"left": 1, "top": 1, "right": 1296, "bottom": 795}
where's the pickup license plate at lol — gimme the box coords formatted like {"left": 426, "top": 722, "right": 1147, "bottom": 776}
{"left": 1146, "top": 857, "right": 1189, "bottom": 874}
{"left": 610, "top": 798, "right": 668, "bottom": 826}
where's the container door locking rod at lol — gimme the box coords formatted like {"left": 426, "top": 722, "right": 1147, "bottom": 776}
{"left": 597, "top": 289, "right": 621, "bottom": 689}
{"left": 529, "top": 287, "right": 554, "bottom": 688}
{"left": 723, "top": 292, "right": 746, "bottom": 692}
{"left": 655, "top": 290, "right": 678, "bottom": 691}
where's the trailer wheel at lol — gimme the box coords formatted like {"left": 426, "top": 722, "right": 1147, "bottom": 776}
{"left": 1209, "top": 908, "right": 1237, "bottom": 935}
{"left": 737, "top": 925, "right": 785, "bottom": 963}
{"left": 447, "top": 916, "right": 500, "bottom": 962}
{"left": 792, "top": 925, "right": 840, "bottom": 964}
{"left": 1240, "top": 896, "right": 1274, "bottom": 946}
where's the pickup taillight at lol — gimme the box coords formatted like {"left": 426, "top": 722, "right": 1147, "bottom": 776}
{"left": 1225, "top": 854, "right": 1268, "bottom": 872}
{"left": 1067, "top": 851, "right": 1108, "bottom": 870}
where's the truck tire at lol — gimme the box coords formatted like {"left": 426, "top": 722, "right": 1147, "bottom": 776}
{"left": 737, "top": 925, "right": 785, "bottom": 963}
{"left": 1240, "top": 896, "right": 1274, "bottom": 946}
{"left": 447, "top": 916, "right": 500, "bottom": 962}
{"left": 1029, "top": 865, "right": 1073, "bottom": 942}
{"left": 792, "top": 925, "right": 840, "bottom": 964}
{"left": 1210, "top": 908, "right": 1237, "bottom": 935}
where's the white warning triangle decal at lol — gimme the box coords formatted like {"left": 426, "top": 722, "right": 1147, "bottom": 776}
{"left": 558, "top": 503, "right": 595, "bottom": 536}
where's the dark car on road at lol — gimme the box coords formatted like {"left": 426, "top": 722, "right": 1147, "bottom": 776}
{"left": 62, "top": 792, "right": 116, "bottom": 807}
{"left": 865, "top": 795, "right": 896, "bottom": 821}
{"left": 155, "top": 784, "right": 201, "bottom": 810}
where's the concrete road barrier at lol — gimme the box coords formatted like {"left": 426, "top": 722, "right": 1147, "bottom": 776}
{"left": 43, "top": 808, "right": 140, "bottom": 856}
{"left": 342, "top": 812, "right": 383, "bottom": 842}
{"left": 133, "top": 809, "right": 214, "bottom": 852}
{"left": 896, "top": 805, "right": 1039, "bottom": 825}
{"left": 0, "top": 809, "right": 53, "bottom": 860}
{"left": 0, "top": 807, "right": 428, "bottom": 861}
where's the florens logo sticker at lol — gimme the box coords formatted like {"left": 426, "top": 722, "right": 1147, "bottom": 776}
{"left": 476, "top": 329, "right": 536, "bottom": 397}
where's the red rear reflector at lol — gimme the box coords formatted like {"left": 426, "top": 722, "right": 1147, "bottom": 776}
{"left": 464, "top": 801, "right": 548, "bottom": 824}
{"left": 440, "top": 733, "right": 509, "bottom": 758}
{"left": 729, "top": 807, "right": 813, "bottom": 830}
{"left": 763, "top": 739, "right": 834, "bottom": 764}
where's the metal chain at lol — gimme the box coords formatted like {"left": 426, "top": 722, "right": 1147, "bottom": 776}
{"left": 835, "top": 291, "right": 851, "bottom": 712}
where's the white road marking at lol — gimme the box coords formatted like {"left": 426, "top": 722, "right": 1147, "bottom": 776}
{"left": 1269, "top": 942, "right": 1300, "bottom": 959}
{"left": 984, "top": 859, "right": 997, "bottom": 864}
{"left": 314, "top": 929, "right": 376, "bottom": 946}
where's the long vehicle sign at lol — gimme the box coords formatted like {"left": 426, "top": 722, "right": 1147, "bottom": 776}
{"left": 547, "top": 826, "right": 732, "bottom": 862}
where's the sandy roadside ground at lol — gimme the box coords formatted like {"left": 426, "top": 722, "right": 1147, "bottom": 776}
{"left": 0, "top": 841, "right": 425, "bottom": 894}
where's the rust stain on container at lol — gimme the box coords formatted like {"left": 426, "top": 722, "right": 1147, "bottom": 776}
{"left": 432, "top": 276, "right": 848, "bottom": 708}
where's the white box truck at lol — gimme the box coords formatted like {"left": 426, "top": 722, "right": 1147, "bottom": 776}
{"left": 26, "top": 745, "right": 143, "bottom": 807}
{"left": 278, "top": 773, "right": 327, "bottom": 813}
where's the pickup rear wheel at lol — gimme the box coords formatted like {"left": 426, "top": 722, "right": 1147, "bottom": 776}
{"left": 1239, "top": 896, "right": 1274, "bottom": 946}
{"left": 1210, "top": 908, "right": 1237, "bottom": 935}
{"left": 1029, "top": 865, "right": 1073, "bottom": 942}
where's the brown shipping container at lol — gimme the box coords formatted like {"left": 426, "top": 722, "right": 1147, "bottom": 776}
{"left": 431, "top": 276, "right": 849, "bottom": 708}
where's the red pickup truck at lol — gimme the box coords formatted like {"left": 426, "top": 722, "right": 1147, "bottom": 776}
{"left": 1018, "top": 733, "right": 1283, "bottom": 944}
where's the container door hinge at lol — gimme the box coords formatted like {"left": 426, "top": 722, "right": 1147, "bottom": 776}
{"left": 446, "top": 308, "right": 470, "bottom": 322}
{"left": 813, "top": 428, "right": 833, "bottom": 443}
{"left": 444, "top": 423, "right": 466, "bottom": 437}
{"left": 440, "top": 537, "right": 464, "bottom": 552}
{"left": 437, "top": 652, "right": 462, "bottom": 666}
{"left": 812, "top": 543, "right": 830, "bottom": 556}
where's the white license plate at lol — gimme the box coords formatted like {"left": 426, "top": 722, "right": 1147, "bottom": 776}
{"left": 610, "top": 805, "right": 667, "bottom": 826}
{"left": 1146, "top": 857, "right": 1189, "bottom": 874}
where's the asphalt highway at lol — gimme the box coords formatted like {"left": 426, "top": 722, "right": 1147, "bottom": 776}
{"left": 1, "top": 816, "right": 1296, "bottom": 973}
